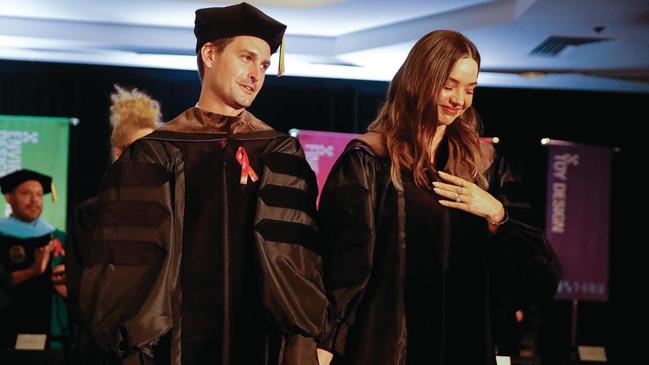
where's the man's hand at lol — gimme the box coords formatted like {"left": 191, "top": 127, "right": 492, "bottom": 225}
{"left": 33, "top": 240, "right": 57, "bottom": 275}
{"left": 11, "top": 240, "right": 56, "bottom": 285}
{"left": 52, "top": 238, "right": 65, "bottom": 258}
{"left": 52, "top": 264, "right": 67, "bottom": 298}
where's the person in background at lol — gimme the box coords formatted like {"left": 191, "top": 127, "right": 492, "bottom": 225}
{"left": 77, "top": 2, "right": 329, "bottom": 365}
{"left": 109, "top": 84, "right": 161, "bottom": 160}
{"left": 317, "top": 30, "right": 561, "bottom": 365}
{"left": 0, "top": 169, "right": 67, "bottom": 350}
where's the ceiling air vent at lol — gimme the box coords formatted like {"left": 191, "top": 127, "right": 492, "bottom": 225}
{"left": 530, "top": 35, "right": 612, "bottom": 56}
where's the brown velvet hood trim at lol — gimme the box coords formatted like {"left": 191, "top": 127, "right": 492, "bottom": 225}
{"left": 159, "top": 107, "right": 272, "bottom": 134}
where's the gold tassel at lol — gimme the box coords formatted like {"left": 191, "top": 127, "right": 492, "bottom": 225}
{"left": 50, "top": 182, "right": 57, "bottom": 203}
{"left": 278, "top": 37, "right": 285, "bottom": 77}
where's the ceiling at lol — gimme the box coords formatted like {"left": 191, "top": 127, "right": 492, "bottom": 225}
{"left": 1, "top": 0, "right": 648, "bottom": 92}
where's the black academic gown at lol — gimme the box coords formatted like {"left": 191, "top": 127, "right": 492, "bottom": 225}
{"left": 318, "top": 137, "right": 561, "bottom": 365}
{"left": 78, "top": 108, "right": 329, "bottom": 365}
{"left": 0, "top": 234, "right": 53, "bottom": 347}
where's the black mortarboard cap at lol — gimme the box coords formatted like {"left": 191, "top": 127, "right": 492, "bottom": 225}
{"left": 194, "top": 2, "right": 286, "bottom": 55}
{"left": 0, "top": 169, "right": 53, "bottom": 196}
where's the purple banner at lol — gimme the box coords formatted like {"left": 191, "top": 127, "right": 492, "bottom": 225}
{"left": 294, "top": 129, "right": 358, "bottom": 203}
{"left": 546, "top": 141, "right": 612, "bottom": 301}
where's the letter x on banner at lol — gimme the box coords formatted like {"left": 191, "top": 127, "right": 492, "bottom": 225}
{"left": 292, "top": 129, "right": 359, "bottom": 205}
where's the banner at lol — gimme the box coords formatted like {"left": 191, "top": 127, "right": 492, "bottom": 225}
{"left": 545, "top": 140, "right": 612, "bottom": 301}
{"left": 0, "top": 115, "right": 71, "bottom": 231}
{"left": 293, "top": 129, "right": 358, "bottom": 201}
{"left": 294, "top": 130, "right": 499, "bottom": 195}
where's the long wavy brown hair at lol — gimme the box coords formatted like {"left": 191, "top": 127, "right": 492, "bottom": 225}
{"left": 368, "top": 30, "right": 488, "bottom": 190}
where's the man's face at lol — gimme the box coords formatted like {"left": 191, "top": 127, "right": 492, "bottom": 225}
{"left": 203, "top": 35, "right": 271, "bottom": 115}
{"left": 4, "top": 180, "right": 44, "bottom": 222}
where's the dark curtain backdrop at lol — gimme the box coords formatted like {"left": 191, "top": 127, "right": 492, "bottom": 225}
{"left": 1, "top": 59, "right": 643, "bottom": 364}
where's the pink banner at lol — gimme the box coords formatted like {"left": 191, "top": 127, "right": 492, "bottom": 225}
{"left": 545, "top": 140, "right": 612, "bottom": 301}
{"left": 294, "top": 130, "right": 498, "bottom": 203}
{"left": 294, "top": 129, "right": 358, "bottom": 202}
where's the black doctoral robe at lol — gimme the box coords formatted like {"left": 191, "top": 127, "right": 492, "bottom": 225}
{"left": 0, "top": 234, "right": 54, "bottom": 347}
{"left": 318, "top": 135, "right": 561, "bottom": 365}
{"left": 78, "top": 108, "right": 329, "bottom": 365}
{"left": 0, "top": 228, "right": 68, "bottom": 349}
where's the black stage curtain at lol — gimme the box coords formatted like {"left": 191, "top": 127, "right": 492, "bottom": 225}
{"left": 1, "top": 59, "right": 644, "bottom": 364}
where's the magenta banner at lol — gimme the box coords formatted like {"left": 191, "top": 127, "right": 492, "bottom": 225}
{"left": 293, "top": 129, "right": 358, "bottom": 202}
{"left": 546, "top": 140, "right": 612, "bottom": 301}
{"left": 294, "top": 131, "right": 497, "bottom": 202}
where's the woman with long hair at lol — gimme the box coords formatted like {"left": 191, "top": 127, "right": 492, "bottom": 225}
{"left": 318, "top": 30, "right": 561, "bottom": 365}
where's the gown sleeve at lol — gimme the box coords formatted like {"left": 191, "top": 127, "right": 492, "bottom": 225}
{"left": 317, "top": 144, "right": 382, "bottom": 356}
{"left": 78, "top": 139, "right": 176, "bottom": 359}
{"left": 488, "top": 152, "right": 563, "bottom": 307}
{"left": 254, "top": 136, "right": 330, "bottom": 365}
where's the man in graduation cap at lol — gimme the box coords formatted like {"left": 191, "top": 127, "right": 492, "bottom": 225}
{"left": 0, "top": 169, "right": 68, "bottom": 350}
{"left": 78, "top": 2, "right": 329, "bottom": 365}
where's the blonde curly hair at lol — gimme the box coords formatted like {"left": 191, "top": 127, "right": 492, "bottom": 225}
{"left": 109, "top": 84, "right": 161, "bottom": 155}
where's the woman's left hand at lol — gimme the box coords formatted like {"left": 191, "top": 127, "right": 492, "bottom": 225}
{"left": 317, "top": 348, "right": 333, "bottom": 365}
{"left": 433, "top": 171, "right": 505, "bottom": 224}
